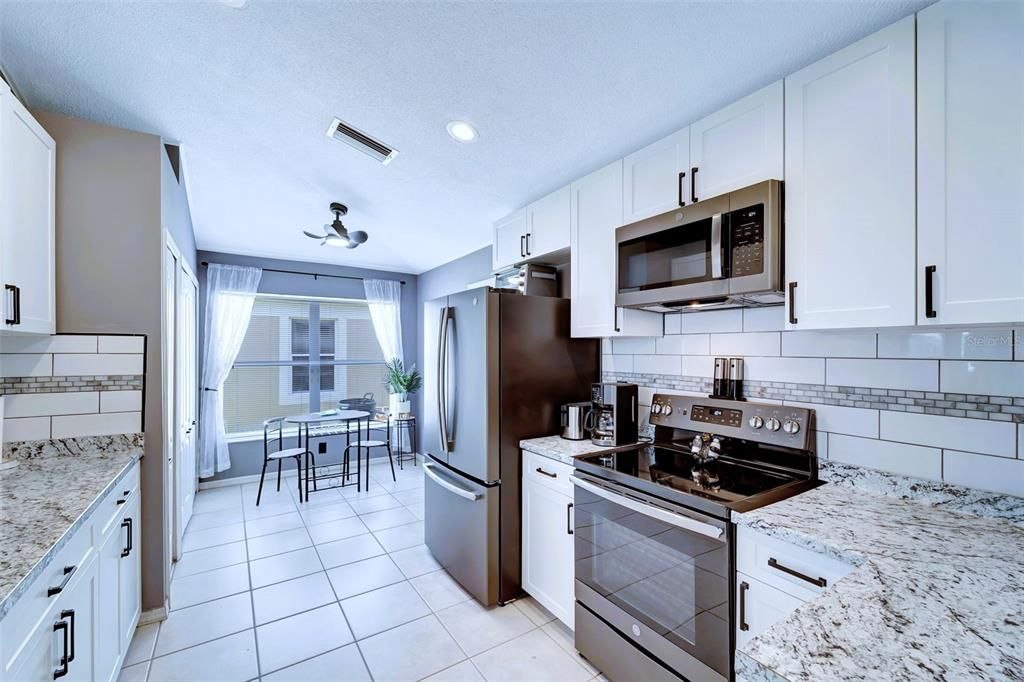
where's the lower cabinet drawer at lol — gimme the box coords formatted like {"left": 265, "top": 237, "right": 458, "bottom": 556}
{"left": 94, "top": 463, "right": 140, "bottom": 536}
{"left": 735, "top": 572, "right": 804, "bottom": 649}
{"left": 736, "top": 525, "right": 854, "bottom": 601}
{"left": 523, "top": 450, "right": 574, "bottom": 497}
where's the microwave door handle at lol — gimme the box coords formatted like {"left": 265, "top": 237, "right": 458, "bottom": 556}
{"left": 710, "top": 212, "right": 723, "bottom": 279}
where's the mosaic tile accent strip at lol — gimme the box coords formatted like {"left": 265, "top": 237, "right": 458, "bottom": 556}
{"left": 0, "top": 375, "right": 144, "bottom": 394}
{"left": 603, "top": 372, "right": 1024, "bottom": 423}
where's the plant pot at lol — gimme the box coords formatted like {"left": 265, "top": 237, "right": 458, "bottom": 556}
{"left": 389, "top": 394, "right": 412, "bottom": 417}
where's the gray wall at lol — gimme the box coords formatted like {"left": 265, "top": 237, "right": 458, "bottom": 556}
{"left": 197, "top": 250, "right": 419, "bottom": 482}
{"left": 161, "top": 147, "right": 198, "bottom": 273}
{"left": 33, "top": 110, "right": 198, "bottom": 614}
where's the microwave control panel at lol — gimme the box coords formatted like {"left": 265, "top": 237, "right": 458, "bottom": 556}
{"left": 728, "top": 203, "right": 765, "bottom": 277}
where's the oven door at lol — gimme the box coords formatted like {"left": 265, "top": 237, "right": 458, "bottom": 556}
{"left": 572, "top": 474, "right": 731, "bottom": 682}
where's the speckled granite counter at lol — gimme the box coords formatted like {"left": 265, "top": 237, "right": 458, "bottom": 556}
{"left": 734, "top": 461, "right": 1024, "bottom": 682}
{"left": 0, "top": 433, "right": 144, "bottom": 620}
{"left": 519, "top": 435, "right": 641, "bottom": 465}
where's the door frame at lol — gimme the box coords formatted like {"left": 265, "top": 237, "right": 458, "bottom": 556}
{"left": 173, "top": 252, "right": 198, "bottom": 561}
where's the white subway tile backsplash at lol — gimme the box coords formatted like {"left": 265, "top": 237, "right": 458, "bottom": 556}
{"left": 680, "top": 334, "right": 711, "bottom": 355}
{"left": 880, "top": 411, "right": 1017, "bottom": 458}
{"left": 51, "top": 411, "right": 141, "bottom": 439}
{"left": 4, "top": 392, "right": 99, "bottom": 418}
{"left": 826, "top": 359, "right": 937, "bottom": 391}
{"left": 877, "top": 329, "right": 1014, "bottom": 361}
{"left": 710, "top": 332, "right": 781, "bottom": 357}
{"left": 782, "top": 331, "right": 876, "bottom": 358}
{"left": 100, "top": 390, "right": 143, "bottom": 413}
{"left": 742, "top": 307, "right": 785, "bottom": 332}
{"left": 1, "top": 335, "right": 97, "bottom": 354}
{"left": 678, "top": 309, "right": 742, "bottom": 334}
{"left": 601, "top": 339, "right": 613, "bottom": 354}
{"left": 612, "top": 338, "right": 656, "bottom": 355}
{"left": 602, "top": 355, "right": 634, "bottom": 374}
{"left": 942, "top": 450, "right": 1024, "bottom": 497}
{"left": 682, "top": 355, "right": 716, "bottom": 378}
{"left": 3, "top": 416, "right": 50, "bottom": 441}
{"left": 743, "top": 357, "right": 825, "bottom": 384}
{"left": 940, "top": 361, "right": 1024, "bottom": 398}
{"left": 0, "top": 353, "right": 52, "bottom": 378}
{"left": 634, "top": 355, "right": 682, "bottom": 375}
{"left": 53, "top": 353, "right": 144, "bottom": 376}
{"left": 1015, "top": 328, "right": 1022, "bottom": 360}
{"left": 785, "top": 401, "right": 879, "bottom": 438}
{"left": 97, "top": 335, "right": 145, "bottom": 353}
{"left": 663, "top": 314, "right": 682, "bottom": 335}
{"left": 816, "top": 431, "right": 828, "bottom": 458}
{"left": 828, "top": 434, "right": 942, "bottom": 480}
{"left": 655, "top": 336, "right": 685, "bottom": 355}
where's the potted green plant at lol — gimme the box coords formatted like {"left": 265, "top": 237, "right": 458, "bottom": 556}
{"left": 385, "top": 358, "right": 422, "bottom": 416}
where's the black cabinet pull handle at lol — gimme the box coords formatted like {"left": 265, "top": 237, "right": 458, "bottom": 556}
{"left": 520, "top": 235, "right": 526, "bottom": 258}
{"left": 690, "top": 166, "right": 699, "bottom": 203}
{"left": 61, "top": 609, "right": 76, "bottom": 663}
{"left": 4, "top": 284, "right": 19, "bottom": 325}
{"left": 925, "top": 265, "right": 937, "bottom": 319}
{"left": 677, "top": 171, "right": 686, "bottom": 207}
{"left": 768, "top": 557, "right": 827, "bottom": 587}
{"left": 47, "top": 565, "right": 77, "bottom": 597}
{"left": 121, "top": 518, "right": 133, "bottom": 557}
{"left": 535, "top": 467, "right": 557, "bottom": 479}
{"left": 739, "top": 581, "right": 750, "bottom": 631}
{"left": 525, "top": 233, "right": 531, "bottom": 256}
{"left": 788, "top": 282, "right": 798, "bottom": 325}
{"left": 613, "top": 305, "right": 620, "bottom": 333}
{"left": 566, "top": 502, "right": 574, "bottom": 535}
{"left": 53, "top": 619, "right": 69, "bottom": 679}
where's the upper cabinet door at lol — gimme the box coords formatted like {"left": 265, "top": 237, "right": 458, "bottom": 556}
{"left": 784, "top": 16, "right": 916, "bottom": 330}
{"left": 690, "top": 80, "right": 783, "bottom": 201}
{"left": 571, "top": 160, "right": 662, "bottom": 338}
{"left": 917, "top": 1, "right": 1024, "bottom": 325}
{"left": 0, "top": 86, "right": 56, "bottom": 335}
{"left": 492, "top": 207, "right": 527, "bottom": 272}
{"left": 622, "top": 127, "right": 689, "bottom": 223}
{"left": 526, "top": 185, "right": 570, "bottom": 259}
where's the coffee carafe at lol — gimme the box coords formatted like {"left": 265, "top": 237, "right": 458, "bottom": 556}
{"left": 590, "top": 382, "right": 638, "bottom": 446}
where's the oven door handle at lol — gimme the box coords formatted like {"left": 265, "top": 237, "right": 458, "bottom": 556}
{"left": 572, "top": 476, "right": 725, "bottom": 540}
{"left": 710, "top": 212, "right": 724, "bottom": 279}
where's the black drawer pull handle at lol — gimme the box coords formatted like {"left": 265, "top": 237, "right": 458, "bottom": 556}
{"left": 739, "top": 581, "right": 750, "bottom": 631}
{"left": 47, "top": 565, "right": 76, "bottom": 597}
{"left": 535, "top": 467, "right": 557, "bottom": 479}
{"left": 53, "top": 619, "right": 69, "bottom": 679}
{"left": 677, "top": 171, "right": 686, "bottom": 207}
{"left": 566, "top": 502, "right": 574, "bottom": 535}
{"left": 122, "top": 518, "right": 133, "bottom": 557}
{"left": 924, "top": 265, "right": 937, "bottom": 318}
{"left": 788, "top": 282, "right": 798, "bottom": 325}
{"left": 61, "top": 609, "right": 76, "bottom": 663}
{"left": 768, "top": 557, "right": 827, "bottom": 588}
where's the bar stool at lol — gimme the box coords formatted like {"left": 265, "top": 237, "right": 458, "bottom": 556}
{"left": 343, "top": 417, "right": 397, "bottom": 492}
{"left": 257, "top": 417, "right": 308, "bottom": 505}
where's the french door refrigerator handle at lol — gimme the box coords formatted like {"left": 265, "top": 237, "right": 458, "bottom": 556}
{"left": 442, "top": 307, "right": 455, "bottom": 452}
{"left": 424, "top": 462, "right": 482, "bottom": 501}
{"left": 571, "top": 476, "right": 724, "bottom": 540}
{"left": 436, "top": 306, "right": 449, "bottom": 453}
{"left": 710, "top": 213, "right": 723, "bottom": 279}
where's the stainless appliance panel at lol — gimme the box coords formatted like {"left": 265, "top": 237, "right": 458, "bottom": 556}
{"left": 726, "top": 180, "right": 782, "bottom": 297}
{"left": 575, "top": 601, "right": 682, "bottom": 682}
{"left": 424, "top": 457, "right": 500, "bottom": 604}
{"left": 423, "top": 295, "right": 448, "bottom": 467}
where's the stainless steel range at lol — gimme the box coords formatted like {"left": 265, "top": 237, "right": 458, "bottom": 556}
{"left": 571, "top": 395, "right": 818, "bottom": 681}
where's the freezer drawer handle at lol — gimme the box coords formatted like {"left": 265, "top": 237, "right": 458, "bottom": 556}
{"left": 424, "top": 463, "right": 482, "bottom": 501}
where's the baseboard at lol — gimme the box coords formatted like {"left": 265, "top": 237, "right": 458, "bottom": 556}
{"left": 198, "top": 453, "right": 423, "bottom": 490}
{"left": 139, "top": 605, "right": 168, "bottom": 626}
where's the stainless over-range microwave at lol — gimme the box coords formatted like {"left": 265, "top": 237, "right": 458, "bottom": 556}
{"left": 616, "top": 180, "right": 783, "bottom": 312}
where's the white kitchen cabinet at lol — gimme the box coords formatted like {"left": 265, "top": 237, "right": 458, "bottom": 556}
{"left": 118, "top": 493, "right": 141, "bottom": 653}
{"left": 570, "top": 159, "right": 662, "bottom": 338}
{"left": 784, "top": 16, "right": 916, "bottom": 330}
{"left": 492, "top": 208, "right": 528, "bottom": 272}
{"left": 621, "top": 127, "right": 690, "bottom": 223}
{"left": 917, "top": 0, "right": 1024, "bottom": 325}
{"left": 735, "top": 572, "right": 803, "bottom": 650}
{"left": 0, "top": 83, "right": 56, "bottom": 335}
{"left": 96, "top": 519, "right": 125, "bottom": 682}
{"left": 526, "top": 185, "right": 570, "bottom": 261}
{"left": 689, "top": 80, "right": 783, "bottom": 202}
{"left": 521, "top": 452, "right": 575, "bottom": 628}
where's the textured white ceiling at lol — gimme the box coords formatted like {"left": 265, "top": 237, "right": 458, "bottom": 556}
{"left": 0, "top": 0, "right": 929, "bottom": 274}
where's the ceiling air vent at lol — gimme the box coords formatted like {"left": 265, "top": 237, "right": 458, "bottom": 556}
{"left": 326, "top": 118, "right": 399, "bottom": 165}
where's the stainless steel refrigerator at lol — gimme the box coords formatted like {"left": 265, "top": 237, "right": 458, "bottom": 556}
{"left": 423, "top": 287, "right": 599, "bottom": 606}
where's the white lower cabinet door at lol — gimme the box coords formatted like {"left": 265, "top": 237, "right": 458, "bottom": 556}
{"left": 522, "top": 477, "right": 575, "bottom": 628}
{"left": 735, "top": 572, "right": 804, "bottom": 650}
{"left": 119, "top": 494, "right": 142, "bottom": 652}
{"left": 96, "top": 517, "right": 125, "bottom": 682}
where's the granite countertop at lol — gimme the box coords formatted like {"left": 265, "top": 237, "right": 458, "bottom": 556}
{"left": 734, "top": 462, "right": 1024, "bottom": 682}
{"left": 519, "top": 435, "right": 642, "bottom": 465}
{"left": 0, "top": 434, "right": 144, "bottom": 620}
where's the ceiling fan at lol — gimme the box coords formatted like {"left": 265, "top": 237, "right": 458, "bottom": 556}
{"left": 303, "top": 202, "right": 368, "bottom": 249}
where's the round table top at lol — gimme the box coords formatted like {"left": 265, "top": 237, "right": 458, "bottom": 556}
{"left": 284, "top": 410, "right": 370, "bottom": 424}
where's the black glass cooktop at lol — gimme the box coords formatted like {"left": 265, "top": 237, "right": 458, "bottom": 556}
{"left": 574, "top": 442, "right": 814, "bottom": 513}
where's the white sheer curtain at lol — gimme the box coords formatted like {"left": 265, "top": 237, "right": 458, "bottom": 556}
{"left": 364, "top": 279, "right": 404, "bottom": 365}
{"left": 199, "top": 264, "right": 262, "bottom": 477}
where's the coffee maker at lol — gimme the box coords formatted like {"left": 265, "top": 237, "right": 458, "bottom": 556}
{"left": 589, "top": 382, "right": 638, "bottom": 446}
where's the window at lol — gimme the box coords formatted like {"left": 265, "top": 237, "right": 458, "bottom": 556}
{"left": 222, "top": 295, "right": 388, "bottom": 438}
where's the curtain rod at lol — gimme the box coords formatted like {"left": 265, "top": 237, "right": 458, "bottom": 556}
{"left": 200, "top": 261, "right": 405, "bottom": 285}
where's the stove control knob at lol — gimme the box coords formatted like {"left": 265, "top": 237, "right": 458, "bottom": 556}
{"left": 662, "top": 404, "right": 673, "bottom": 416}
{"left": 748, "top": 415, "right": 764, "bottom": 429}
{"left": 651, "top": 404, "right": 662, "bottom": 415}
{"left": 765, "top": 417, "right": 782, "bottom": 432}
{"left": 783, "top": 419, "right": 801, "bottom": 435}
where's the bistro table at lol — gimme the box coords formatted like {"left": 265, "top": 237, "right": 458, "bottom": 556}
{"left": 285, "top": 410, "right": 370, "bottom": 499}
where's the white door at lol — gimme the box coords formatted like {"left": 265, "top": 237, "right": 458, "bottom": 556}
{"left": 525, "top": 185, "right": 570, "bottom": 259}
{"left": 917, "top": 0, "right": 1024, "bottom": 325}
{"left": 175, "top": 267, "right": 198, "bottom": 555}
{"left": 690, "top": 80, "right": 783, "bottom": 201}
{"left": 0, "top": 85, "right": 56, "bottom": 335}
{"left": 571, "top": 159, "right": 662, "bottom": 338}
{"left": 521, "top": 479, "right": 575, "bottom": 628}
{"left": 621, "top": 126, "right": 689, "bottom": 223}
{"left": 163, "top": 244, "right": 177, "bottom": 569}
{"left": 784, "top": 16, "right": 916, "bottom": 329}
{"left": 492, "top": 208, "right": 527, "bottom": 271}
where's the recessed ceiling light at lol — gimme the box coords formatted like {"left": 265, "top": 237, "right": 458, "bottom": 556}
{"left": 220, "top": 0, "right": 248, "bottom": 8}
{"left": 446, "top": 120, "right": 478, "bottom": 143}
